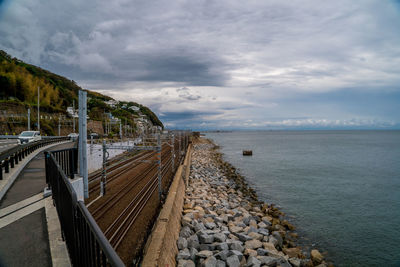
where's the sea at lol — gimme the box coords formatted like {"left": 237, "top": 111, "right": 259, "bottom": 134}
{"left": 204, "top": 130, "right": 400, "bottom": 267}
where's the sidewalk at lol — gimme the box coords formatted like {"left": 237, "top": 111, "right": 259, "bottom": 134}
{"left": 0, "top": 142, "right": 73, "bottom": 267}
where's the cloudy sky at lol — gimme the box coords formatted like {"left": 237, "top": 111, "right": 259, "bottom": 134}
{"left": 1, "top": 0, "right": 399, "bottom": 129}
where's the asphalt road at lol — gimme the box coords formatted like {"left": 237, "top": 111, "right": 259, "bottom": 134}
{"left": 0, "top": 139, "right": 18, "bottom": 154}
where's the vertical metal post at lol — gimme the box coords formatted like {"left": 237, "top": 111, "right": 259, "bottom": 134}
{"left": 58, "top": 116, "right": 61, "bottom": 136}
{"left": 101, "top": 140, "right": 107, "bottom": 196}
{"left": 171, "top": 134, "right": 174, "bottom": 171}
{"left": 79, "top": 90, "right": 88, "bottom": 199}
{"left": 37, "top": 86, "right": 40, "bottom": 131}
{"left": 27, "top": 108, "right": 30, "bottom": 131}
{"left": 119, "top": 121, "right": 122, "bottom": 140}
{"left": 157, "top": 134, "right": 162, "bottom": 200}
{"left": 73, "top": 100, "right": 76, "bottom": 133}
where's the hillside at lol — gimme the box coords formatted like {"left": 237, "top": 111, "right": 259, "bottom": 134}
{"left": 0, "top": 50, "right": 163, "bottom": 136}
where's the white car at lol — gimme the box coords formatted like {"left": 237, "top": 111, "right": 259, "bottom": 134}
{"left": 67, "top": 133, "right": 79, "bottom": 141}
{"left": 18, "top": 131, "right": 41, "bottom": 144}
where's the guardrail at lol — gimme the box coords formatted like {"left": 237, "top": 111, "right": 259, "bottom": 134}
{"left": 47, "top": 148, "right": 78, "bottom": 180}
{"left": 0, "top": 137, "right": 69, "bottom": 180}
{"left": 45, "top": 149, "right": 124, "bottom": 267}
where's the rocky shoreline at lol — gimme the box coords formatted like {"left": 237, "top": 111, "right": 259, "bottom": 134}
{"left": 176, "top": 138, "right": 331, "bottom": 267}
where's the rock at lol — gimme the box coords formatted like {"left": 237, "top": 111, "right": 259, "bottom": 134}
{"left": 282, "top": 247, "right": 301, "bottom": 258}
{"left": 258, "top": 229, "right": 269, "bottom": 236}
{"left": 276, "top": 258, "right": 292, "bottom": 267}
{"left": 216, "top": 242, "right": 229, "bottom": 251}
{"left": 199, "top": 234, "right": 214, "bottom": 244}
{"left": 247, "top": 226, "right": 258, "bottom": 234}
{"left": 229, "top": 250, "right": 244, "bottom": 260}
{"left": 256, "top": 248, "right": 268, "bottom": 256}
{"left": 205, "top": 222, "right": 217, "bottom": 229}
{"left": 216, "top": 260, "right": 226, "bottom": 267}
{"left": 187, "top": 234, "right": 200, "bottom": 249}
{"left": 289, "top": 257, "right": 301, "bottom": 267}
{"left": 243, "top": 248, "right": 258, "bottom": 257}
{"left": 189, "top": 248, "right": 198, "bottom": 261}
{"left": 281, "top": 220, "right": 295, "bottom": 230}
{"left": 236, "top": 233, "right": 253, "bottom": 242}
{"left": 314, "top": 264, "right": 328, "bottom": 267}
{"left": 214, "top": 233, "right": 227, "bottom": 242}
{"left": 199, "top": 244, "right": 211, "bottom": 251}
{"left": 229, "top": 225, "right": 243, "bottom": 233}
{"left": 258, "top": 256, "right": 278, "bottom": 266}
{"left": 311, "top": 249, "right": 324, "bottom": 265}
{"left": 177, "top": 248, "right": 191, "bottom": 260}
{"left": 180, "top": 226, "right": 192, "bottom": 238}
{"left": 215, "top": 250, "right": 230, "bottom": 261}
{"left": 263, "top": 242, "right": 279, "bottom": 254}
{"left": 178, "top": 237, "right": 188, "bottom": 250}
{"left": 268, "top": 236, "right": 278, "bottom": 247}
{"left": 245, "top": 239, "right": 263, "bottom": 250}
{"left": 248, "top": 232, "right": 263, "bottom": 241}
{"left": 257, "top": 221, "right": 268, "bottom": 229}
{"left": 194, "top": 222, "right": 207, "bottom": 232}
{"left": 197, "top": 250, "right": 213, "bottom": 259}
{"left": 249, "top": 220, "right": 258, "bottom": 228}
{"left": 229, "top": 242, "right": 244, "bottom": 252}
{"left": 271, "top": 232, "right": 283, "bottom": 248}
{"left": 202, "top": 256, "right": 217, "bottom": 267}
{"left": 246, "top": 255, "right": 261, "bottom": 267}
{"left": 178, "top": 259, "right": 195, "bottom": 267}
{"left": 226, "top": 255, "right": 240, "bottom": 267}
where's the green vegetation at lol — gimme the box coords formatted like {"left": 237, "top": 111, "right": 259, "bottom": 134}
{"left": 0, "top": 50, "right": 163, "bottom": 135}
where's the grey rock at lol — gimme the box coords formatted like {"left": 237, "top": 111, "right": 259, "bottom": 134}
{"left": 258, "top": 229, "right": 269, "bottom": 236}
{"left": 199, "top": 234, "right": 214, "bottom": 244}
{"left": 178, "top": 237, "right": 188, "bottom": 250}
{"left": 187, "top": 234, "right": 200, "bottom": 249}
{"left": 194, "top": 222, "right": 207, "bottom": 232}
{"left": 277, "top": 258, "right": 292, "bottom": 267}
{"left": 229, "top": 242, "right": 244, "bottom": 252}
{"left": 258, "top": 256, "right": 278, "bottom": 266}
{"left": 205, "top": 222, "right": 217, "bottom": 229}
{"left": 228, "top": 250, "right": 244, "bottom": 260}
{"left": 268, "top": 236, "right": 278, "bottom": 247}
{"left": 216, "top": 260, "right": 226, "bottom": 267}
{"left": 197, "top": 250, "right": 213, "bottom": 259}
{"left": 256, "top": 248, "right": 269, "bottom": 256}
{"left": 236, "top": 222, "right": 247, "bottom": 228}
{"left": 236, "top": 233, "right": 252, "bottom": 242}
{"left": 216, "top": 242, "right": 229, "bottom": 251}
{"left": 189, "top": 248, "right": 198, "bottom": 261}
{"left": 246, "top": 255, "right": 261, "bottom": 267}
{"left": 226, "top": 255, "right": 240, "bottom": 267}
{"left": 215, "top": 250, "right": 230, "bottom": 261}
{"left": 201, "top": 256, "right": 217, "bottom": 267}
{"left": 214, "top": 233, "right": 227, "bottom": 242}
{"left": 199, "top": 244, "right": 211, "bottom": 251}
{"left": 180, "top": 226, "right": 192, "bottom": 238}
{"left": 177, "top": 248, "right": 191, "bottom": 260}
{"left": 272, "top": 232, "right": 283, "bottom": 248}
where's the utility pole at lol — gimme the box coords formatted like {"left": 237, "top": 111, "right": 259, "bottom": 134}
{"left": 73, "top": 100, "right": 76, "bottom": 133}
{"left": 27, "top": 108, "right": 30, "bottom": 131}
{"left": 78, "top": 90, "right": 88, "bottom": 199}
{"left": 37, "top": 86, "right": 40, "bottom": 132}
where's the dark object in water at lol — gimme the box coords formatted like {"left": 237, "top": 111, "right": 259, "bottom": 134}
{"left": 243, "top": 150, "right": 252, "bottom": 156}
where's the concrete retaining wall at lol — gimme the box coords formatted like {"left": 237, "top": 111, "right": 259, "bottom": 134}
{"left": 142, "top": 144, "right": 192, "bottom": 267}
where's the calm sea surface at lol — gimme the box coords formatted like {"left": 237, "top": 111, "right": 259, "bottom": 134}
{"left": 204, "top": 130, "right": 400, "bottom": 267}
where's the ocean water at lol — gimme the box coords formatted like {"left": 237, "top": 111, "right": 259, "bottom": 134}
{"left": 205, "top": 130, "right": 400, "bottom": 267}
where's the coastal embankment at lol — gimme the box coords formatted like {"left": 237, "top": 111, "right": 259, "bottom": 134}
{"left": 176, "top": 137, "right": 331, "bottom": 267}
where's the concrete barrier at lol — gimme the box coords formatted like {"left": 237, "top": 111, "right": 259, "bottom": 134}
{"left": 142, "top": 144, "right": 192, "bottom": 267}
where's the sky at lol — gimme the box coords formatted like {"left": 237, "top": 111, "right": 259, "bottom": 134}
{"left": 1, "top": 0, "right": 400, "bottom": 130}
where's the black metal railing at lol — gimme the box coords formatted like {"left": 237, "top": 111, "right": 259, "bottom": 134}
{"left": 45, "top": 149, "right": 124, "bottom": 267}
{"left": 47, "top": 148, "right": 78, "bottom": 180}
{"left": 0, "top": 137, "right": 69, "bottom": 180}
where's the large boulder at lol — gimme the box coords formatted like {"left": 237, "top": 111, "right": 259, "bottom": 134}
{"left": 311, "top": 249, "right": 324, "bottom": 265}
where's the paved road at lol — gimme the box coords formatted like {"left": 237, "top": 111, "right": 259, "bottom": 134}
{"left": 0, "top": 139, "right": 18, "bottom": 154}
{"left": 0, "top": 142, "right": 74, "bottom": 267}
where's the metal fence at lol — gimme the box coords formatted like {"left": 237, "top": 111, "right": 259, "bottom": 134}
{"left": 45, "top": 149, "right": 124, "bottom": 267}
{"left": 0, "top": 137, "right": 69, "bottom": 180}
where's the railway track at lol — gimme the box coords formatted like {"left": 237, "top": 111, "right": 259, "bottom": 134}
{"left": 86, "top": 135, "right": 187, "bottom": 264}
